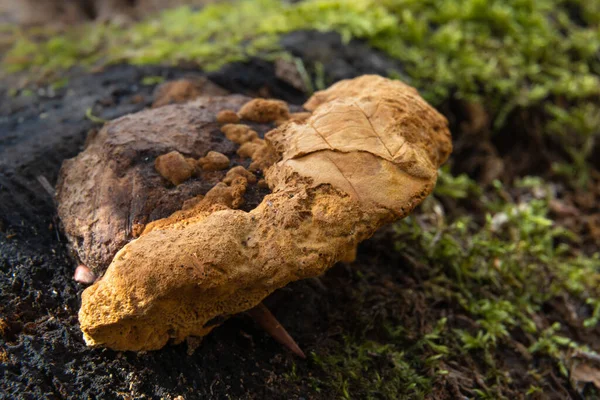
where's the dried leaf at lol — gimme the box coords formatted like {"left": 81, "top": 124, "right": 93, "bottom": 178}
{"left": 571, "top": 362, "right": 600, "bottom": 389}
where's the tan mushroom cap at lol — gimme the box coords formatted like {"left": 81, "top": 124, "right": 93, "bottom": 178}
{"left": 78, "top": 75, "right": 452, "bottom": 351}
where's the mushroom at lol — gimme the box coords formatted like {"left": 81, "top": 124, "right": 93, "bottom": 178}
{"left": 56, "top": 95, "right": 268, "bottom": 273}
{"left": 216, "top": 110, "right": 240, "bottom": 124}
{"left": 152, "top": 78, "right": 228, "bottom": 108}
{"left": 197, "top": 151, "right": 230, "bottom": 171}
{"left": 56, "top": 93, "right": 300, "bottom": 353}
{"left": 238, "top": 98, "right": 290, "bottom": 123}
{"left": 154, "top": 150, "right": 195, "bottom": 185}
{"left": 67, "top": 75, "right": 452, "bottom": 352}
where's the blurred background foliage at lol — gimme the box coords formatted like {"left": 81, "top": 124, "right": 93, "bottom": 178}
{"left": 3, "top": 0, "right": 600, "bottom": 180}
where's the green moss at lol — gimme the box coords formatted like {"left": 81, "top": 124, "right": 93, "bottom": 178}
{"left": 6, "top": 0, "right": 600, "bottom": 107}
{"left": 309, "top": 337, "right": 433, "bottom": 399}
{"left": 3, "top": 0, "right": 599, "bottom": 170}
{"left": 50, "top": 77, "right": 69, "bottom": 90}
{"left": 4, "top": 0, "right": 288, "bottom": 74}
{"left": 393, "top": 174, "right": 599, "bottom": 393}
{"left": 433, "top": 166, "right": 481, "bottom": 199}
{"left": 547, "top": 102, "right": 600, "bottom": 187}
{"left": 141, "top": 75, "right": 165, "bottom": 85}
{"left": 304, "top": 171, "right": 599, "bottom": 397}
{"left": 305, "top": 317, "right": 458, "bottom": 399}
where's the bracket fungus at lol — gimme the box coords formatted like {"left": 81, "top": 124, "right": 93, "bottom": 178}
{"left": 57, "top": 75, "right": 451, "bottom": 352}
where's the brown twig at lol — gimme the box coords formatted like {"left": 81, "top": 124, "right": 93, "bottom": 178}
{"left": 36, "top": 175, "right": 55, "bottom": 199}
{"left": 247, "top": 303, "right": 306, "bottom": 359}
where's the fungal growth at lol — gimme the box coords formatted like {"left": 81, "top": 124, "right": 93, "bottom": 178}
{"left": 56, "top": 95, "right": 268, "bottom": 273}
{"left": 57, "top": 75, "right": 452, "bottom": 352}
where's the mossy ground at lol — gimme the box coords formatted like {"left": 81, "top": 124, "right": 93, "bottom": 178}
{"left": 1, "top": 0, "right": 600, "bottom": 398}
{"left": 293, "top": 172, "right": 600, "bottom": 399}
{"left": 3, "top": 0, "right": 599, "bottom": 161}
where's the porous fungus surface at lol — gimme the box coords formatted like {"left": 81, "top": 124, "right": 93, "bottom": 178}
{"left": 216, "top": 109, "right": 240, "bottom": 124}
{"left": 198, "top": 151, "right": 230, "bottom": 171}
{"left": 154, "top": 150, "right": 195, "bottom": 185}
{"left": 68, "top": 75, "right": 451, "bottom": 351}
{"left": 238, "top": 98, "right": 290, "bottom": 123}
{"left": 152, "top": 78, "right": 229, "bottom": 108}
{"left": 221, "top": 123, "right": 259, "bottom": 145}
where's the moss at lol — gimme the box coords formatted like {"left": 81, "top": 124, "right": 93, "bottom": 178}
{"left": 141, "top": 75, "right": 165, "bottom": 85}
{"left": 309, "top": 337, "right": 433, "bottom": 399}
{"left": 303, "top": 171, "right": 599, "bottom": 397}
{"left": 392, "top": 174, "right": 599, "bottom": 394}
{"left": 433, "top": 166, "right": 481, "bottom": 199}
{"left": 3, "top": 0, "right": 599, "bottom": 171}
{"left": 5, "top": 0, "right": 600, "bottom": 107}
{"left": 50, "top": 77, "right": 69, "bottom": 90}
{"left": 305, "top": 317, "right": 455, "bottom": 399}
{"left": 3, "top": 1, "right": 282, "bottom": 74}
{"left": 546, "top": 102, "right": 600, "bottom": 187}
{"left": 6, "top": 0, "right": 600, "bottom": 106}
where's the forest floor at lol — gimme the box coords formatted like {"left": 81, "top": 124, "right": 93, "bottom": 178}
{"left": 1, "top": 1, "right": 600, "bottom": 399}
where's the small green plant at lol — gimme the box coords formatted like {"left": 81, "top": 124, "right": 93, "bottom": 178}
{"left": 584, "top": 298, "right": 600, "bottom": 328}
{"left": 141, "top": 76, "right": 165, "bottom": 85}
{"left": 85, "top": 107, "right": 107, "bottom": 124}
{"left": 309, "top": 335, "right": 435, "bottom": 399}
{"left": 435, "top": 167, "right": 481, "bottom": 199}
{"left": 389, "top": 174, "right": 600, "bottom": 393}
{"left": 285, "top": 172, "right": 598, "bottom": 397}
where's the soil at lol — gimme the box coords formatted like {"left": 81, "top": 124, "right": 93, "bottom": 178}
{"left": 0, "top": 31, "right": 598, "bottom": 399}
